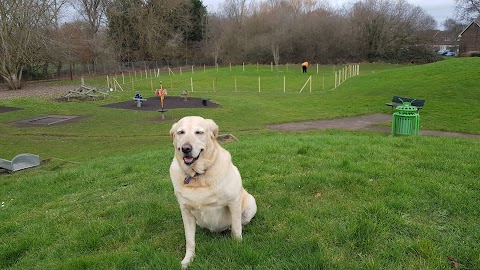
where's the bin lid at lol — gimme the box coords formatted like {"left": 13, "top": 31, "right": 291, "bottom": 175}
{"left": 396, "top": 100, "right": 417, "bottom": 112}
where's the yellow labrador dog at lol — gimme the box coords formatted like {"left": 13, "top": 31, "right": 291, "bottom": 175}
{"left": 169, "top": 116, "right": 257, "bottom": 269}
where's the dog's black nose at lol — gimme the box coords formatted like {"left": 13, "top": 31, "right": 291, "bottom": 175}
{"left": 181, "top": 143, "right": 192, "bottom": 153}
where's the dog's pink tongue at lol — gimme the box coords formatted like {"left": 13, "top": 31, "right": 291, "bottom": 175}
{"left": 184, "top": 157, "right": 194, "bottom": 164}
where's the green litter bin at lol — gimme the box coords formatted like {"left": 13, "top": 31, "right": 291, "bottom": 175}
{"left": 391, "top": 99, "right": 420, "bottom": 136}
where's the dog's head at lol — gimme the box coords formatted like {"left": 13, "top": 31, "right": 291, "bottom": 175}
{"left": 170, "top": 116, "right": 219, "bottom": 169}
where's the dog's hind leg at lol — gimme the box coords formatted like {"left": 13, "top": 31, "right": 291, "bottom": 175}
{"left": 242, "top": 192, "right": 257, "bottom": 225}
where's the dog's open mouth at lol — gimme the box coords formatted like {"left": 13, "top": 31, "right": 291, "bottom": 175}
{"left": 183, "top": 156, "right": 195, "bottom": 165}
{"left": 183, "top": 149, "right": 203, "bottom": 165}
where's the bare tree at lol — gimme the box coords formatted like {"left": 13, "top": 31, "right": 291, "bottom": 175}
{"left": 203, "top": 15, "right": 224, "bottom": 65}
{"left": 443, "top": 18, "right": 467, "bottom": 39}
{"left": 455, "top": 0, "right": 480, "bottom": 21}
{"left": 71, "top": 0, "right": 110, "bottom": 71}
{"left": 73, "top": 0, "right": 107, "bottom": 37}
{"left": 0, "top": 0, "right": 58, "bottom": 89}
{"left": 349, "top": 0, "right": 435, "bottom": 62}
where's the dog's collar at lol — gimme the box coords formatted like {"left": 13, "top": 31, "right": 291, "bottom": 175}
{"left": 184, "top": 172, "right": 201, "bottom": 184}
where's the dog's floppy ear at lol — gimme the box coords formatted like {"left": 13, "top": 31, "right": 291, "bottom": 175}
{"left": 169, "top": 122, "right": 178, "bottom": 138}
{"left": 206, "top": 119, "right": 218, "bottom": 139}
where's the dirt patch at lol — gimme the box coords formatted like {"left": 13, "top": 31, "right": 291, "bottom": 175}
{"left": 268, "top": 113, "right": 480, "bottom": 139}
{"left": 0, "top": 84, "right": 75, "bottom": 100}
{"left": 101, "top": 96, "right": 220, "bottom": 111}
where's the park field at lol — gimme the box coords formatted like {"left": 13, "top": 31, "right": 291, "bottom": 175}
{"left": 0, "top": 58, "right": 479, "bottom": 269}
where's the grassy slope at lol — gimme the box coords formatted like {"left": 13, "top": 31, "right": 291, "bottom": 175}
{"left": 1, "top": 59, "right": 480, "bottom": 269}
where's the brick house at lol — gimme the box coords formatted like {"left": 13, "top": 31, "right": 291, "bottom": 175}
{"left": 432, "top": 30, "right": 458, "bottom": 54}
{"left": 458, "top": 21, "right": 480, "bottom": 56}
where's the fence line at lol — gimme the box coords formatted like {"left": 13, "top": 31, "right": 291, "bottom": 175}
{"left": 103, "top": 63, "right": 360, "bottom": 94}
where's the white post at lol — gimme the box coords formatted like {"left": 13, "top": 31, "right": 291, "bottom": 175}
{"left": 122, "top": 73, "right": 125, "bottom": 84}
{"left": 106, "top": 75, "right": 109, "bottom": 88}
{"left": 334, "top": 72, "right": 337, "bottom": 88}
{"left": 145, "top": 69, "right": 148, "bottom": 79}
{"left": 191, "top": 77, "right": 193, "bottom": 92}
{"left": 271, "top": 62, "right": 273, "bottom": 72}
{"left": 192, "top": 66, "right": 194, "bottom": 74}
{"left": 258, "top": 77, "right": 261, "bottom": 93}
{"left": 317, "top": 63, "right": 319, "bottom": 74}
{"left": 113, "top": 78, "right": 124, "bottom": 91}
{"left": 283, "top": 76, "right": 286, "bottom": 93}
{"left": 180, "top": 67, "right": 182, "bottom": 75}
{"left": 243, "top": 62, "right": 245, "bottom": 72}
{"left": 299, "top": 76, "right": 310, "bottom": 92}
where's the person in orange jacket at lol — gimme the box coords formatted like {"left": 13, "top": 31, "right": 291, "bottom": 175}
{"left": 302, "top": 62, "right": 309, "bottom": 73}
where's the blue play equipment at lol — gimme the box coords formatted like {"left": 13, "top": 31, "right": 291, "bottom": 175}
{"left": 133, "top": 93, "right": 147, "bottom": 107}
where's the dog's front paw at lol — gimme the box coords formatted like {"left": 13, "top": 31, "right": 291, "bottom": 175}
{"left": 232, "top": 232, "right": 242, "bottom": 240}
{"left": 181, "top": 259, "right": 190, "bottom": 269}
{"left": 181, "top": 253, "right": 194, "bottom": 269}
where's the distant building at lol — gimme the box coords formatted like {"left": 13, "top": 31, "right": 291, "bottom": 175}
{"left": 458, "top": 21, "right": 480, "bottom": 56}
{"left": 432, "top": 30, "right": 458, "bottom": 55}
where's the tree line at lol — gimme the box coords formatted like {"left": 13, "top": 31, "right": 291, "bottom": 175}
{"left": 1, "top": 0, "right": 479, "bottom": 90}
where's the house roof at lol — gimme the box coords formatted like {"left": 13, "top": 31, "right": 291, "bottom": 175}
{"left": 458, "top": 21, "right": 480, "bottom": 37}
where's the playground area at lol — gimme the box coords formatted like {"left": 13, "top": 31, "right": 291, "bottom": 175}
{"left": 101, "top": 95, "right": 219, "bottom": 111}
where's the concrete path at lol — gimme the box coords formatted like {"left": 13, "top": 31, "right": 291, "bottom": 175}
{"left": 267, "top": 113, "right": 480, "bottom": 139}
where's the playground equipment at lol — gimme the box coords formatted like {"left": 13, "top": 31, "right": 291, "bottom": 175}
{"left": 0, "top": 153, "right": 40, "bottom": 172}
{"left": 155, "top": 83, "right": 168, "bottom": 119}
{"left": 181, "top": 90, "right": 188, "bottom": 102}
{"left": 133, "top": 93, "right": 147, "bottom": 107}
{"left": 63, "top": 84, "right": 109, "bottom": 101}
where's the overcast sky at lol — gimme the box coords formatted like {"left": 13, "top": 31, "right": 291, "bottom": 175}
{"left": 203, "top": 0, "right": 456, "bottom": 30}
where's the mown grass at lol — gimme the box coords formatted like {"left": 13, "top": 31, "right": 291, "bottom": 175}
{"left": 1, "top": 58, "right": 479, "bottom": 269}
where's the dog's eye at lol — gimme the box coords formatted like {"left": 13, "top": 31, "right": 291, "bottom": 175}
{"left": 195, "top": 131, "right": 204, "bottom": 135}
{"left": 177, "top": 131, "right": 185, "bottom": 135}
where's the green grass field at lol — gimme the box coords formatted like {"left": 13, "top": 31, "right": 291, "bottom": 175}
{"left": 1, "top": 58, "right": 479, "bottom": 269}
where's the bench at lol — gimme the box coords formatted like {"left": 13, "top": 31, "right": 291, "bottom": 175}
{"left": 386, "top": 96, "right": 425, "bottom": 112}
